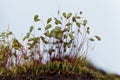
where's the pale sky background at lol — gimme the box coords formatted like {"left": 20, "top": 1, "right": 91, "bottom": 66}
{"left": 0, "top": 0, "right": 120, "bottom": 75}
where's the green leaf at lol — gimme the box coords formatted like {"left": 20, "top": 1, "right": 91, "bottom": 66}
{"left": 69, "top": 33, "right": 74, "bottom": 40}
{"left": 47, "top": 18, "right": 52, "bottom": 24}
{"left": 28, "top": 38, "right": 34, "bottom": 42}
{"left": 23, "top": 36, "right": 27, "bottom": 41}
{"left": 63, "top": 12, "right": 66, "bottom": 18}
{"left": 29, "top": 26, "right": 34, "bottom": 32}
{"left": 40, "top": 36, "right": 48, "bottom": 44}
{"left": 55, "top": 32, "right": 63, "bottom": 39}
{"left": 50, "top": 30, "right": 55, "bottom": 37}
{"left": 55, "top": 18, "right": 62, "bottom": 25}
{"left": 34, "top": 37, "right": 40, "bottom": 42}
{"left": 80, "top": 11, "right": 82, "bottom": 15}
{"left": 76, "top": 22, "right": 80, "bottom": 28}
{"left": 44, "top": 31, "right": 51, "bottom": 37}
{"left": 34, "top": 15, "right": 40, "bottom": 22}
{"left": 55, "top": 26, "right": 61, "bottom": 31}
{"left": 45, "top": 24, "right": 52, "bottom": 30}
{"left": 26, "top": 33, "right": 30, "bottom": 38}
{"left": 75, "top": 16, "right": 81, "bottom": 19}
{"left": 12, "top": 39, "right": 22, "bottom": 50}
{"left": 66, "top": 22, "right": 72, "bottom": 26}
{"left": 87, "top": 27, "right": 90, "bottom": 34}
{"left": 38, "top": 28, "right": 41, "bottom": 30}
{"left": 83, "top": 20, "right": 87, "bottom": 26}
{"left": 95, "top": 36, "right": 101, "bottom": 41}
{"left": 72, "top": 17, "right": 76, "bottom": 22}
{"left": 23, "top": 33, "right": 31, "bottom": 41}
{"left": 89, "top": 38, "right": 94, "bottom": 41}
{"left": 67, "top": 13, "right": 72, "bottom": 19}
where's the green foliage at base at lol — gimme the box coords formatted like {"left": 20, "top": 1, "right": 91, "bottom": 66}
{"left": 0, "top": 59, "right": 120, "bottom": 80}
{"left": 0, "top": 59, "right": 96, "bottom": 79}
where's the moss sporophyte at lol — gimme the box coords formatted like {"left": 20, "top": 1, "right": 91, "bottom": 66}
{"left": 0, "top": 11, "right": 104, "bottom": 80}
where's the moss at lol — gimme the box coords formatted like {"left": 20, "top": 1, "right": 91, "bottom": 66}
{"left": 0, "top": 11, "right": 119, "bottom": 80}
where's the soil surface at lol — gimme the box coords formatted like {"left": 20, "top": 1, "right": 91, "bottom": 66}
{"left": 0, "top": 72, "right": 97, "bottom": 80}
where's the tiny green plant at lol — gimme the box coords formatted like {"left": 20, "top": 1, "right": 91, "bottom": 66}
{"left": 1, "top": 11, "right": 120, "bottom": 80}
{"left": 0, "top": 11, "right": 102, "bottom": 80}
{"left": 26, "top": 11, "right": 101, "bottom": 63}
{"left": 0, "top": 11, "right": 101, "bottom": 69}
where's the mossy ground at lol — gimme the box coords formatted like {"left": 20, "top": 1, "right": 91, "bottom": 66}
{"left": 0, "top": 11, "right": 119, "bottom": 80}
{"left": 0, "top": 60, "right": 120, "bottom": 80}
{"left": 0, "top": 61, "right": 96, "bottom": 80}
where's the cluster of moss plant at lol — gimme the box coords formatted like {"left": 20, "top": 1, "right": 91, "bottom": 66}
{"left": 0, "top": 11, "right": 103, "bottom": 79}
